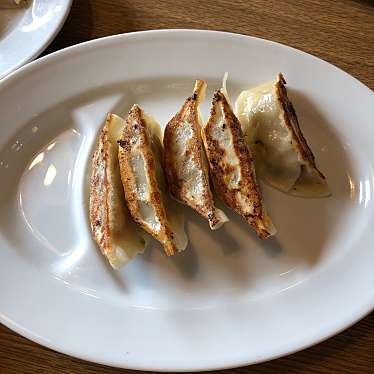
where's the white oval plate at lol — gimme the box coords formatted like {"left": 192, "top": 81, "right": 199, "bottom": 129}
{"left": 0, "top": 30, "right": 373, "bottom": 371}
{"left": 0, "top": 0, "right": 72, "bottom": 80}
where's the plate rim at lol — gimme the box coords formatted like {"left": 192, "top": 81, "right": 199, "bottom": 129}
{"left": 0, "top": 29, "right": 373, "bottom": 371}
{"left": 0, "top": 0, "right": 73, "bottom": 80}
{"left": 2, "top": 303, "right": 374, "bottom": 372}
{"left": 2, "top": 28, "right": 373, "bottom": 96}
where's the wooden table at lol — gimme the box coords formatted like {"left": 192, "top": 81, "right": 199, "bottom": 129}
{"left": 1, "top": 1, "right": 373, "bottom": 373}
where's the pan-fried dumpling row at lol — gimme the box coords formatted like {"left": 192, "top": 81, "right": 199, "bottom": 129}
{"left": 118, "top": 104, "right": 188, "bottom": 256}
{"left": 201, "top": 89, "right": 276, "bottom": 239}
{"left": 163, "top": 80, "right": 228, "bottom": 230}
{"left": 235, "top": 73, "right": 330, "bottom": 197}
{"left": 90, "top": 74, "right": 330, "bottom": 268}
{"left": 89, "top": 114, "right": 149, "bottom": 268}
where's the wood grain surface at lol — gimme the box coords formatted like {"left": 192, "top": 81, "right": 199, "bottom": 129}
{"left": 1, "top": 0, "right": 374, "bottom": 373}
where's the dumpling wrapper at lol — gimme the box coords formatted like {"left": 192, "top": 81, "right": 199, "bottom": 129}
{"left": 235, "top": 73, "right": 330, "bottom": 197}
{"left": 163, "top": 80, "right": 228, "bottom": 230}
{"left": 201, "top": 89, "right": 276, "bottom": 239}
{"left": 89, "top": 113, "right": 149, "bottom": 269}
{"left": 118, "top": 104, "right": 188, "bottom": 256}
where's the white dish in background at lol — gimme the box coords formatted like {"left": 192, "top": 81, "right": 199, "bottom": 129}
{"left": 0, "top": 30, "right": 373, "bottom": 371}
{"left": 0, "top": 0, "right": 72, "bottom": 79}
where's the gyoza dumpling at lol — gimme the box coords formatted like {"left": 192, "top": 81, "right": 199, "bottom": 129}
{"left": 201, "top": 89, "right": 276, "bottom": 239}
{"left": 89, "top": 113, "right": 149, "bottom": 268}
{"left": 163, "top": 80, "right": 228, "bottom": 230}
{"left": 235, "top": 73, "right": 330, "bottom": 197}
{"left": 118, "top": 104, "right": 188, "bottom": 256}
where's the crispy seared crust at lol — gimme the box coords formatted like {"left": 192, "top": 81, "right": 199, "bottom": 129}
{"left": 90, "top": 117, "right": 111, "bottom": 258}
{"left": 275, "top": 73, "right": 328, "bottom": 188}
{"left": 163, "top": 80, "right": 228, "bottom": 230}
{"left": 202, "top": 91, "right": 276, "bottom": 239}
{"left": 89, "top": 114, "right": 147, "bottom": 268}
{"left": 118, "top": 105, "right": 183, "bottom": 256}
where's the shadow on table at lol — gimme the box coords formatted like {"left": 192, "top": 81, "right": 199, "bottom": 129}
{"left": 246, "top": 311, "right": 374, "bottom": 373}
{"left": 43, "top": 0, "right": 94, "bottom": 55}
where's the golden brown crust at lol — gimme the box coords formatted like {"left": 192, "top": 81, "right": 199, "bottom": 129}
{"left": 202, "top": 90, "right": 275, "bottom": 239}
{"left": 275, "top": 73, "right": 327, "bottom": 182}
{"left": 89, "top": 115, "right": 111, "bottom": 258}
{"left": 118, "top": 105, "right": 181, "bottom": 255}
{"left": 89, "top": 114, "right": 128, "bottom": 266}
{"left": 163, "top": 80, "right": 228, "bottom": 230}
{"left": 89, "top": 113, "right": 148, "bottom": 268}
